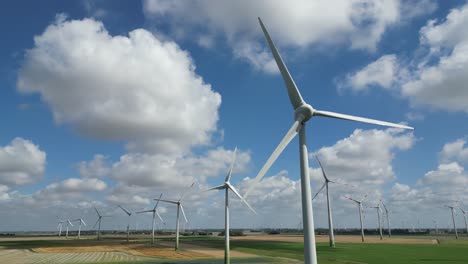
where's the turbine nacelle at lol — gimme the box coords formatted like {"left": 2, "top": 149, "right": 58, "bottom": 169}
{"left": 294, "top": 104, "right": 315, "bottom": 123}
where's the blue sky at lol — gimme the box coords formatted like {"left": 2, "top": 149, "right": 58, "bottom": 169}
{"left": 1, "top": 0, "right": 467, "bottom": 232}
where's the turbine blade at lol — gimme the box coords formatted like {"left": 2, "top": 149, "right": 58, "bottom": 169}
{"left": 312, "top": 182, "right": 327, "bottom": 201}
{"left": 225, "top": 147, "right": 237, "bottom": 182}
{"left": 156, "top": 211, "right": 165, "bottom": 224}
{"left": 92, "top": 219, "right": 100, "bottom": 229}
{"left": 314, "top": 110, "right": 414, "bottom": 130}
{"left": 94, "top": 207, "right": 101, "bottom": 217}
{"left": 244, "top": 120, "right": 300, "bottom": 198}
{"left": 179, "top": 182, "right": 195, "bottom": 202}
{"left": 118, "top": 205, "right": 131, "bottom": 216}
{"left": 154, "top": 198, "right": 178, "bottom": 205}
{"left": 315, "top": 156, "right": 330, "bottom": 182}
{"left": 204, "top": 184, "right": 227, "bottom": 192}
{"left": 227, "top": 183, "right": 257, "bottom": 214}
{"left": 67, "top": 220, "right": 73, "bottom": 227}
{"left": 81, "top": 219, "right": 87, "bottom": 226}
{"left": 136, "top": 210, "right": 153, "bottom": 214}
{"left": 154, "top": 193, "right": 163, "bottom": 210}
{"left": 180, "top": 204, "right": 188, "bottom": 223}
{"left": 258, "top": 17, "right": 305, "bottom": 109}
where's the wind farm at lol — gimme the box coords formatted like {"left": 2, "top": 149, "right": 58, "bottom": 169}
{"left": 1, "top": 1, "right": 468, "bottom": 264}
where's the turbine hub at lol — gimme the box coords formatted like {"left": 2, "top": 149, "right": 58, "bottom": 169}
{"left": 294, "top": 104, "right": 315, "bottom": 122}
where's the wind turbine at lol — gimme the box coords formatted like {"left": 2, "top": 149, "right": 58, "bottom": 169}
{"left": 444, "top": 204, "right": 459, "bottom": 239}
{"left": 382, "top": 202, "right": 392, "bottom": 237}
{"left": 57, "top": 219, "right": 65, "bottom": 237}
{"left": 206, "top": 148, "right": 256, "bottom": 264}
{"left": 118, "top": 205, "right": 133, "bottom": 242}
{"left": 136, "top": 194, "right": 165, "bottom": 245}
{"left": 459, "top": 207, "right": 468, "bottom": 235}
{"left": 347, "top": 196, "right": 367, "bottom": 242}
{"left": 311, "top": 156, "right": 353, "bottom": 248}
{"left": 93, "top": 207, "right": 111, "bottom": 240}
{"left": 155, "top": 183, "right": 194, "bottom": 250}
{"left": 369, "top": 202, "right": 383, "bottom": 240}
{"left": 243, "top": 18, "right": 413, "bottom": 264}
{"left": 65, "top": 219, "right": 73, "bottom": 238}
{"left": 72, "top": 219, "right": 86, "bottom": 239}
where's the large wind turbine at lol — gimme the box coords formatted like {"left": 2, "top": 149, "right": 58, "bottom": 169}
{"left": 445, "top": 205, "right": 459, "bottom": 239}
{"left": 369, "top": 202, "right": 383, "bottom": 240}
{"left": 136, "top": 194, "right": 164, "bottom": 245}
{"left": 348, "top": 196, "right": 367, "bottom": 242}
{"left": 118, "top": 205, "right": 133, "bottom": 242}
{"left": 206, "top": 148, "right": 256, "bottom": 264}
{"left": 72, "top": 219, "right": 86, "bottom": 239}
{"left": 382, "top": 202, "right": 392, "bottom": 237}
{"left": 460, "top": 207, "right": 468, "bottom": 235}
{"left": 93, "top": 207, "right": 111, "bottom": 240}
{"left": 155, "top": 183, "right": 194, "bottom": 250}
{"left": 65, "top": 219, "right": 73, "bottom": 238}
{"left": 243, "top": 18, "right": 413, "bottom": 264}
{"left": 57, "top": 219, "right": 65, "bottom": 237}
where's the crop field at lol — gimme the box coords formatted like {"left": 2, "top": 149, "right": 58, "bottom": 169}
{"left": 0, "top": 234, "right": 467, "bottom": 264}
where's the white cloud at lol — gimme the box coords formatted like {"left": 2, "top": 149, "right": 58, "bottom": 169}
{"left": 0, "top": 185, "right": 10, "bottom": 201}
{"left": 0, "top": 138, "right": 46, "bottom": 186}
{"left": 77, "top": 154, "right": 110, "bottom": 178}
{"left": 143, "top": 0, "right": 433, "bottom": 72}
{"left": 439, "top": 138, "right": 468, "bottom": 164}
{"left": 310, "top": 128, "right": 415, "bottom": 188}
{"left": 17, "top": 16, "right": 221, "bottom": 154}
{"left": 339, "top": 54, "right": 402, "bottom": 91}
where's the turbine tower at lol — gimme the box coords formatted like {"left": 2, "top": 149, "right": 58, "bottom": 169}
{"left": 57, "top": 219, "right": 65, "bottom": 237}
{"left": 244, "top": 18, "right": 413, "bottom": 264}
{"left": 445, "top": 205, "right": 458, "bottom": 239}
{"left": 65, "top": 220, "right": 73, "bottom": 238}
{"left": 206, "top": 148, "right": 256, "bottom": 264}
{"left": 136, "top": 195, "right": 164, "bottom": 245}
{"left": 72, "top": 219, "right": 86, "bottom": 239}
{"left": 459, "top": 207, "right": 468, "bottom": 235}
{"left": 348, "top": 196, "right": 367, "bottom": 242}
{"left": 118, "top": 205, "right": 133, "bottom": 243}
{"left": 369, "top": 202, "right": 383, "bottom": 240}
{"left": 93, "top": 207, "right": 111, "bottom": 240}
{"left": 155, "top": 182, "right": 194, "bottom": 250}
{"left": 382, "top": 202, "right": 392, "bottom": 237}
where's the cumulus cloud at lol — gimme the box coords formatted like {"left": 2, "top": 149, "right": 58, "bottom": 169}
{"left": 143, "top": 0, "right": 433, "bottom": 72}
{"left": 439, "top": 138, "right": 468, "bottom": 164}
{"left": 339, "top": 54, "right": 401, "bottom": 91}
{"left": 17, "top": 16, "right": 221, "bottom": 154}
{"left": 78, "top": 154, "right": 110, "bottom": 178}
{"left": 0, "top": 138, "right": 46, "bottom": 186}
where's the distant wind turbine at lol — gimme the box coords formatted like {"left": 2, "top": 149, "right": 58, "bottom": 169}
{"left": 118, "top": 205, "right": 133, "bottom": 243}
{"left": 382, "top": 202, "right": 392, "bottom": 237}
{"left": 136, "top": 194, "right": 165, "bottom": 245}
{"left": 243, "top": 17, "right": 413, "bottom": 264}
{"left": 72, "top": 219, "right": 86, "bottom": 239}
{"left": 444, "top": 204, "right": 458, "bottom": 239}
{"left": 93, "top": 207, "right": 111, "bottom": 240}
{"left": 206, "top": 148, "right": 256, "bottom": 264}
{"left": 155, "top": 182, "right": 194, "bottom": 250}
{"left": 369, "top": 202, "right": 383, "bottom": 240}
{"left": 460, "top": 207, "right": 468, "bottom": 235}
{"left": 348, "top": 195, "right": 367, "bottom": 242}
{"left": 57, "top": 218, "right": 65, "bottom": 237}
{"left": 65, "top": 219, "right": 73, "bottom": 239}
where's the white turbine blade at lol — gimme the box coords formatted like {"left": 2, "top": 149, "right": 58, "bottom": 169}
{"left": 118, "top": 205, "right": 131, "bottom": 216}
{"left": 227, "top": 183, "right": 257, "bottom": 214}
{"left": 225, "top": 147, "right": 237, "bottom": 182}
{"left": 315, "top": 156, "right": 330, "bottom": 182}
{"left": 180, "top": 204, "right": 188, "bottom": 223}
{"left": 204, "top": 184, "right": 227, "bottom": 192}
{"left": 154, "top": 198, "right": 178, "bottom": 205}
{"left": 244, "top": 120, "right": 300, "bottom": 198}
{"left": 154, "top": 193, "right": 163, "bottom": 210}
{"left": 179, "top": 182, "right": 195, "bottom": 202}
{"left": 156, "top": 211, "right": 165, "bottom": 224}
{"left": 81, "top": 219, "right": 87, "bottom": 226}
{"left": 94, "top": 207, "right": 101, "bottom": 217}
{"left": 258, "top": 17, "right": 305, "bottom": 110}
{"left": 312, "top": 182, "right": 327, "bottom": 201}
{"left": 314, "top": 110, "right": 413, "bottom": 130}
{"left": 67, "top": 220, "right": 73, "bottom": 227}
{"left": 136, "top": 210, "right": 153, "bottom": 214}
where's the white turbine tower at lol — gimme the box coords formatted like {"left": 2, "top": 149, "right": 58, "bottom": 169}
{"left": 369, "top": 202, "right": 383, "bottom": 240}
{"left": 459, "top": 207, "right": 468, "bottom": 235}
{"left": 93, "top": 207, "right": 111, "bottom": 240}
{"left": 65, "top": 220, "right": 73, "bottom": 238}
{"left": 444, "top": 204, "right": 459, "bottom": 239}
{"left": 206, "top": 148, "right": 256, "bottom": 264}
{"left": 155, "top": 182, "right": 194, "bottom": 250}
{"left": 347, "top": 196, "right": 367, "bottom": 242}
{"left": 136, "top": 194, "right": 165, "bottom": 245}
{"left": 118, "top": 205, "right": 133, "bottom": 243}
{"left": 57, "top": 219, "right": 65, "bottom": 237}
{"left": 382, "top": 202, "right": 392, "bottom": 238}
{"left": 243, "top": 18, "right": 413, "bottom": 264}
{"left": 72, "top": 219, "right": 86, "bottom": 239}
